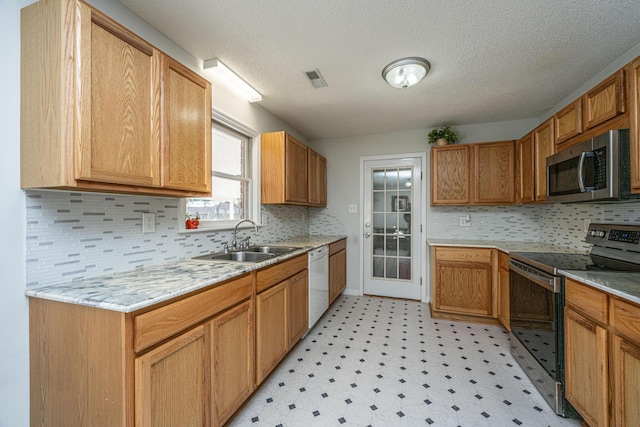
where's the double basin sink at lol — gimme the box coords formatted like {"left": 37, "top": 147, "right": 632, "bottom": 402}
{"left": 192, "top": 246, "right": 301, "bottom": 263}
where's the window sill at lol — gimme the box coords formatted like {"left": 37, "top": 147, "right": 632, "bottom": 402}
{"left": 176, "top": 223, "right": 262, "bottom": 235}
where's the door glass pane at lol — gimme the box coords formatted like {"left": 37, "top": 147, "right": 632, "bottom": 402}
{"left": 372, "top": 214, "right": 385, "bottom": 232}
{"left": 373, "top": 170, "right": 385, "bottom": 190}
{"left": 386, "top": 170, "right": 399, "bottom": 190}
{"left": 373, "top": 192, "right": 384, "bottom": 212}
{"left": 369, "top": 167, "right": 413, "bottom": 282}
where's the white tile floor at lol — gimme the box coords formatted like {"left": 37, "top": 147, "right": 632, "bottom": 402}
{"left": 229, "top": 295, "right": 583, "bottom": 426}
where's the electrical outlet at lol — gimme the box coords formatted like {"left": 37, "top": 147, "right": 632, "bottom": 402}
{"left": 348, "top": 204, "right": 358, "bottom": 214}
{"left": 142, "top": 213, "right": 155, "bottom": 233}
{"left": 458, "top": 215, "right": 471, "bottom": 227}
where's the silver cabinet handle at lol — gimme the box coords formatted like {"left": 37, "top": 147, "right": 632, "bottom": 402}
{"left": 364, "top": 232, "right": 371, "bottom": 238}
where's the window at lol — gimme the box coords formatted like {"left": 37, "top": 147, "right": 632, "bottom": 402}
{"left": 183, "top": 116, "right": 259, "bottom": 230}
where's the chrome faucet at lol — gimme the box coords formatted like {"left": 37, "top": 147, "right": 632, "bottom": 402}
{"left": 231, "top": 219, "right": 258, "bottom": 250}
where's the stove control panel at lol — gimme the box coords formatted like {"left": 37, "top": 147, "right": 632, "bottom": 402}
{"left": 586, "top": 223, "right": 640, "bottom": 248}
{"left": 608, "top": 229, "right": 640, "bottom": 244}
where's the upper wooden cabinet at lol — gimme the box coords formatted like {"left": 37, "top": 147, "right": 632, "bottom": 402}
{"left": 431, "top": 141, "right": 515, "bottom": 206}
{"left": 20, "top": 0, "right": 211, "bottom": 197}
{"left": 584, "top": 70, "right": 626, "bottom": 130}
{"left": 262, "top": 131, "right": 328, "bottom": 206}
{"left": 534, "top": 118, "right": 555, "bottom": 202}
{"left": 430, "top": 145, "right": 471, "bottom": 205}
{"left": 161, "top": 57, "right": 212, "bottom": 193}
{"left": 472, "top": 140, "right": 515, "bottom": 204}
{"left": 630, "top": 58, "right": 640, "bottom": 193}
{"left": 516, "top": 132, "right": 535, "bottom": 204}
{"left": 555, "top": 69, "right": 628, "bottom": 152}
{"left": 555, "top": 99, "right": 583, "bottom": 144}
{"left": 308, "top": 149, "right": 327, "bottom": 207}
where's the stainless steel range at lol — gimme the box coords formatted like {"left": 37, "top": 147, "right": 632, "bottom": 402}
{"left": 509, "top": 223, "right": 640, "bottom": 417}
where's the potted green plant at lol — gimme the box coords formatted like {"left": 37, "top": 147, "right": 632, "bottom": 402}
{"left": 428, "top": 125, "right": 459, "bottom": 146}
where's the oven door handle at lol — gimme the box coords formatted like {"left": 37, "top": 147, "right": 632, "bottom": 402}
{"left": 509, "top": 259, "right": 558, "bottom": 293}
{"left": 578, "top": 151, "right": 596, "bottom": 193}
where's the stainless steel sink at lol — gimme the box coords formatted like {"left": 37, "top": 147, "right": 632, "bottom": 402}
{"left": 193, "top": 251, "right": 275, "bottom": 263}
{"left": 192, "top": 245, "right": 301, "bottom": 263}
{"left": 244, "top": 246, "right": 301, "bottom": 255}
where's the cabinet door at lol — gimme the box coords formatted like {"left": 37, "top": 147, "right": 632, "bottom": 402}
{"left": 287, "top": 271, "right": 309, "bottom": 348}
{"left": 555, "top": 99, "right": 583, "bottom": 144}
{"left": 497, "top": 251, "right": 510, "bottom": 330}
{"left": 473, "top": 141, "right": 515, "bottom": 204}
{"left": 534, "top": 118, "right": 555, "bottom": 202}
{"left": 630, "top": 58, "right": 640, "bottom": 193}
{"left": 564, "top": 308, "right": 609, "bottom": 427}
{"left": 285, "top": 135, "right": 308, "bottom": 203}
{"left": 76, "top": 8, "right": 161, "bottom": 187}
{"left": 431, "top": 145, "right": 470, "bottom": 205}
{"left": 308, "top": 149, "right": 327, "bottom": 206}
{"left": 211, "top": 300, "right": 254, "bottom": 426}
{"left": 612, "top": 334, "right": 640, "bottom": 427}
{"left": 161, "top": 56, "right": 212, "bottom": 192}
{"left": 584, "top": 69, "right": 626, "bottom": 130}
{"left": 256, "top": 281, "right": 288, "bottom": 384}
{"left": 434, "top": 260, "right": 492, "bottom": 316}
{"left": 516, "top": 132, "right": 535, "bottom": 204}
{"left": 135, "top": 325, "right": 209, "bottom": 427}
{"left": 329, "top": 249, "right": 347, "bottom": 305}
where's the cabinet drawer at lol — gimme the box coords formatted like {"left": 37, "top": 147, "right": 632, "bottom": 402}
{"left": 329, "top": 239, "right": 346, "bottom": 255}
{"left": 435, "top": 247, "right": 492, "bottom": 264}
{"left": 257, "top": 253, "right": 308, "bottom": 293}
{"left": 565, "top": 278, "right": 608, "bottom": 325}
{"left": 612, "top": 297, "right": 640, "bottom": 345}
{"left": 134, "top": 273, "right": 253, "bottom": 352}
{"left": 498, "top": 251, "right": 509, "bottom": 270}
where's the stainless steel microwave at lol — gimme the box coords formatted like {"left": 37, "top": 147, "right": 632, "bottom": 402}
{"left": 546, "top": 129, "right": 637, "bottom": 203}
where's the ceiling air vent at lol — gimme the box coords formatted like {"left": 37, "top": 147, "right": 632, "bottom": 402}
{"left": 304, "top": 69, "right": 328, "bottom": 89}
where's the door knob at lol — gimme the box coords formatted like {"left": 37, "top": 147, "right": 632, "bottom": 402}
{"left": 364, "top": 232, "right": 371, "bottom": 238}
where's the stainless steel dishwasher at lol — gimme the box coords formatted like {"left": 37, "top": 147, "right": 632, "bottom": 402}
{"left": 307, "top": 245, "right": 329, "bottom": 331}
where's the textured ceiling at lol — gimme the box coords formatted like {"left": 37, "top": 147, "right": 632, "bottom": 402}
{"left": 118, "top": 0, "right": 640, "bottom": 140}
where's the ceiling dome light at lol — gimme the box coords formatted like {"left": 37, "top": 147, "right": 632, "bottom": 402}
{"left": 382, "top": 57, "right": 431, "bottom": 89}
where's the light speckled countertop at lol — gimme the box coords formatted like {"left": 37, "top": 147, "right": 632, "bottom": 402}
{"left": 25, "top": 235, "right": 346, "bottom": 313}
{"left": 427, "top": 238, "right": 640, "bottom": 306}
{"left": 560, "top": 271, "right": 640, "bottom": 305}
{"left": 426, "top": 239, "right": 587, "bottom": 254}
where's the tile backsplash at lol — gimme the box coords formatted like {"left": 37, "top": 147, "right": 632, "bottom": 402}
{"left": 25, "top": 190, "right": 640, "bottom": 289}
{"left": 25, "top": 190, "right": 310, "bottom": 288}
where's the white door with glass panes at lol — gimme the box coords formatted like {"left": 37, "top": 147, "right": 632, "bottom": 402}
{"left": 363, "top": 156, "right": 423, "bottom": 300}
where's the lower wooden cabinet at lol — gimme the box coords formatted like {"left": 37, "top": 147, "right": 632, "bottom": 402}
{"left": 431, "top": 246, "right": 498, "bottom": 323}
{"left": 210, "top": 300, "right": 254, "bottom": 426}
{"left": 135, "top": 325, "right": 209, "bottom": 427}
{"left": 497, "top": 251, "right": 510, "bottom": 330}
{"left": 611, "top": 334, "right": 640, "bottom": 427}
{"left": 329, "top": 238, "right": 347, "bottom": 305}
{"left": 288, "top": 271, "right": 309, "bottom": 348}
{"left": 255, "top": 256, "right": 308, "bottom": 385}
{"left": 256, "top": 281, "right": 288, "bottom": 385}
{"left": 564, "top": 307, "right": 608, "bottom": 427}
{"left": 564, "top": 277, "right": 640, "bottom": 426}
{"left": 30, "top": 273, "right": 254, "bottom": 427}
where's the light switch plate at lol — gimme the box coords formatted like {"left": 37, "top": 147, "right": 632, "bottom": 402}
{"left": 142, "top": 213, "right": 155, "bottom": 233}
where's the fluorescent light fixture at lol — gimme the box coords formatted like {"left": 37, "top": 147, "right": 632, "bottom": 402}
{"left": 382, "top": 57, "right": 431, "bottom": 89}
{"left": 203, "top": 58, "right": 262, "bottom": 103}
